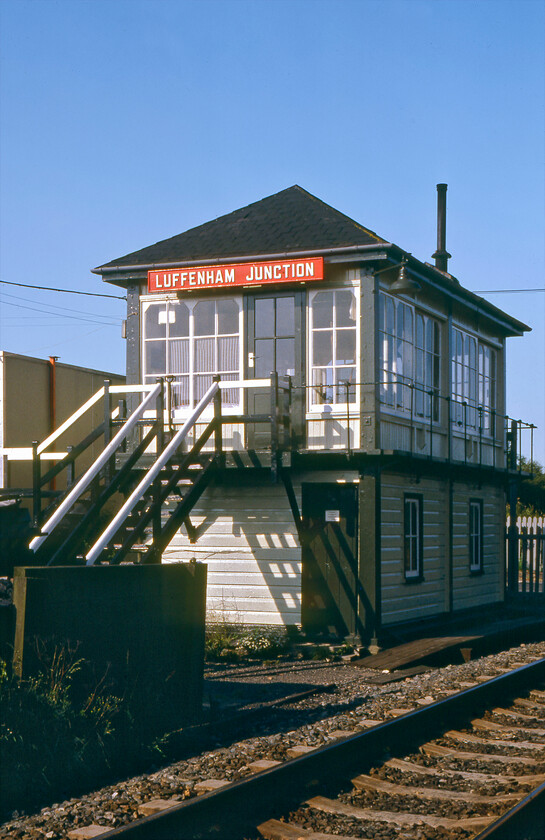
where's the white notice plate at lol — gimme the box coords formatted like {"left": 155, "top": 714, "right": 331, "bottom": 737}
{"left": 325, "top": 510, "right": 340, "bottom": 523}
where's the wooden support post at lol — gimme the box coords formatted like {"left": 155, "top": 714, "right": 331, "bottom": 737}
{"left": 358, "top": 469, "right": 381, "bottom": 649}
{"left": 66, "top": 446, "right": 75, "bottom": 488}
{"left": 156, "top": 379, "right": 165, "bottom": 454}
{"left": 103, "top": 379, "right": 112, "bottom": 483}
{"left": 507, "top": 419, "right": 519, "bottom": 593}
{"left": 213, "top": 375, "right": 223, "bottom": 467}
{"left": 32, "top": 441, "right": 41, "bottom": 528}
{"left": 270, "top": 371, "right": 279, "bottom": 482}
{"left": 151, "top": 381, "right": 164, "bottom": 562}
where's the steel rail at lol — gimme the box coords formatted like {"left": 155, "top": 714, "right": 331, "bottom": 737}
{"left": 97, "top": 658, "right": 545, "bottom": 840}
{"left": 473, "top": 780, "right": 545, "bottom": 840}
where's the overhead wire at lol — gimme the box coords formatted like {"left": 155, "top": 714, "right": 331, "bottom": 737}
{"left": 0, "top": 289, "right": 120, "bottom": 321}
{"left": 1, "top": 300, "right": 120, "bottom": 326}
{"left": 0, "top": 279, "right": 126, "bottom": 299}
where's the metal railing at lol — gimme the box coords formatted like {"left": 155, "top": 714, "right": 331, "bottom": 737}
{"left": 297, "top": 377, "right": 535, "bottom": 471}
{"left": 29, "top": 383, "right": 162, "bottom": 552}
{"left": 85, "top": 379, "right": 221, "bottom": 565}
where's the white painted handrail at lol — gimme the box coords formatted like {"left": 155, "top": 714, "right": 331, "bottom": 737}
{"left": 85, "top": 380, "right": 220, "bottom": 566}
{"left": 29, "top": 383, "right": 162, "bottom": 552}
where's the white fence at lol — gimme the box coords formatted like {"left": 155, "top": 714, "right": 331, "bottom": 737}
{"left": 506, "top": 516, "right": 544, "bottom": 595}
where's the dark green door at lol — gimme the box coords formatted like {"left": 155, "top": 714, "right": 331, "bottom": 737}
{"left": 247, "top": 294, "right": 297, "bottom": 449}
{"left": 302, "top": 483, "right": 358, "bottom": 638}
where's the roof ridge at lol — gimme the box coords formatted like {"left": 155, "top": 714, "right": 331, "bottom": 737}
{"left": 95, "top": 185, "right": 389, "bottom": 271}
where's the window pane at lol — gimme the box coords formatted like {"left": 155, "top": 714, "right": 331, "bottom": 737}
{"left": 276, "top": 297, "right": 295, "bottom": 337}
{"left": 254, "top": 299, "right": 275, "bottom": 338}
{"left": 386, "top": 296, "right": 395, "bottom": 335}
{"left": 171, "top": 377, "right": 189, "bottom": 408}
{"left": 145, "top": 305, "right": 166, "bottom": 339}
{"left": 416, "top": 314, "right": 424, "bottom": 350}
{"left": 313, "top": 331, "right": 333, "bottom": 366}
{"left": 276, "top": 337, "right": 295, "bottom": 375}
{"left": 218, "top": 336, "right": 239, "bottom": 372}
{"left": 194, "top": 337, "right": 215, "bottom": 372}
{"left": 404, "top": 305, "right": 413, "bottom": 343}
{"left": 336, "top": 329, "right": 356, "bottom": 364}
{"left": 335, "top": 368, "right": 356, "bottom": 403}
{"left": 336, "top": 289, "right": 356, "bottom": 326}
{"left": 217, "top": 299, "right": 239, "bottom": 335}
{"left": 311, "top": 367, "right": 333, "bottom": 404}
{"left": 169, "top": 301, "right": 189, "bottom": 337}
{"left": 194, "top": 374, "right": 213, "bottom": 404}
{"left": 194, "top": 300, "right": 215, "bottom": 335}
{"left": 169, "top": 338, "right": 189, "bottom": 373}
{"left": 145, "top": 341, "right": 166, "bottom": 375}
{"left": 312, "top": 292, "right": 333, "bottom": 328}
{"left": 255, "top": 338, "right": 275, "bottom": 378}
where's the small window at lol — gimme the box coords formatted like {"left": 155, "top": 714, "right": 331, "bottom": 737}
{"left": 469, "top": 499, "right": 484, "bottom": 573}
{"left": 404, "top": 494, "right": 423, "bottom": 580}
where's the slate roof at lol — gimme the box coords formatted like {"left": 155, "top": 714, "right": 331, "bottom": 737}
{"left": 95, "top": 185, "right": 387, "bottom": 270}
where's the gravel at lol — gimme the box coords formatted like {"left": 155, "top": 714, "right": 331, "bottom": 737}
{"left": 1, "top": 641, "right": 544, "bottom": 840}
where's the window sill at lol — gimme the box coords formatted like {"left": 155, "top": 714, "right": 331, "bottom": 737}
{"left": 404, "top": 575, "right": 424, "bottom": 585}
{"left": 469, "top": 568, "right": 484, "bottom": 577}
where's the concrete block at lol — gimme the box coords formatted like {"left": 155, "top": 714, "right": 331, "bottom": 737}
{"left": 247, "top": 759, "right": 282, "bottom": 773}
{"left": 194, "top": 779, "right": 229, "bottom": 794}
{"left": 67, "top": 826, "right": 110, "bottom": 839}
{"left": 138, "top": 798, "right": 179, "bottom": 816}
{"left": 286, "top": 745, "right": 317, "bottom": 759}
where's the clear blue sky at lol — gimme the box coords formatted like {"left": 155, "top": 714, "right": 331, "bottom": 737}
{"left": 1, "top": 0, "right": 544, "bottom": 463}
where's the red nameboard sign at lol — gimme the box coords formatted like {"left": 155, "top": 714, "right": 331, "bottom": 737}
{"left": 147, "top": 257, "right": 324, "bottom": 294}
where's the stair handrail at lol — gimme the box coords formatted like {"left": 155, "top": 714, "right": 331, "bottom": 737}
{"left": 29, "top": 383, "right": 162, "bottom": 552}
{"left": 85, "top": 379, "right": 220, "bottom": 566}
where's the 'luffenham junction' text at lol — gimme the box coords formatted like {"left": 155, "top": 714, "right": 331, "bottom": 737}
{"left": 147, "top": 257, "right": 324, "bottom": 293}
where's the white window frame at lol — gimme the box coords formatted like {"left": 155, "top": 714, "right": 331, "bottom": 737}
{"left": 451, "top": 326, "right": 496, "bottom": 434}
{"left": 404, "top": 494, "right": 423, "bottom": 580}
{"left": 141, "top": 295, "right": 243, "bottom": 419}
{"left": 307, "top": 282, "right": 360, "bottom": 414}
{"left": 469, "top": 499, "right": 484, "bottom": 573}
{"left": 379, "top": 292, "right": 441, "bottom": 422}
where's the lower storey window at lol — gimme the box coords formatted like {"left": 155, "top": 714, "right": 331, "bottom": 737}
{"left": 142, "top": 297, "right": 242, "bottom": 410}
{"left": 404, "top": 494, "right": 423, "bottom": 580}
{"left": 469, "top": 499, "right": 484, "bottom": 572}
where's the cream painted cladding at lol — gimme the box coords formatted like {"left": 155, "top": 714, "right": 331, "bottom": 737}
{"left": 452, "top": 482, "right": 504, "bottom": 610}
{"left": 162, "top": 476, "right": 302, "bottom": 625}
{"left": 381, "top": 473, "right": 448, "bottom": 626}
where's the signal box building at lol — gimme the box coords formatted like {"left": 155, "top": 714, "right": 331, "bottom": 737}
{"left": 93, "top": 186, "right": 529, "bottom": 643}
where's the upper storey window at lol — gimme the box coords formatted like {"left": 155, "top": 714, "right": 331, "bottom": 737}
{"left": 309, "top": 288, "right": 358, "bottom": 409}
{"left": 142, "top": 297, "right": 242, "bottom": 412}
{"left": 379, "top": 293, "right": 441, "bottom": 420}
{"left": 451, "top": 328, "right": 496, "bottom": 432}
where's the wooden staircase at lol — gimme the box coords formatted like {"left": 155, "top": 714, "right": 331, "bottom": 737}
{"left": 29, "top": 380, "right": 224, "bottom": 568}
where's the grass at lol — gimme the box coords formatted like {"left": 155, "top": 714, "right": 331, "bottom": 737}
{"left": 0, "top": 642, "right": 166, "bottom": 820}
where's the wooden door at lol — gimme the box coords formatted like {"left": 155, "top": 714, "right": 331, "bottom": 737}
{"left": 302, "top": 483, "right": 358, "bottom": 638}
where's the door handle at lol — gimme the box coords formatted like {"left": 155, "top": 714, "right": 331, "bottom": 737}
{"left": 248, "top": 352, "right": 255, "bottom": 369}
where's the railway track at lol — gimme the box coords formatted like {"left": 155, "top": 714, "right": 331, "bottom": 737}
{"left": 85, "top": 657, "right": 545, "bottom": 840}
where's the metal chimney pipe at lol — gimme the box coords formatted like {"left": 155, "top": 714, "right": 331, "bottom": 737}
{"left": 432, "top": 183, "right": 452, "bottom": 272}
